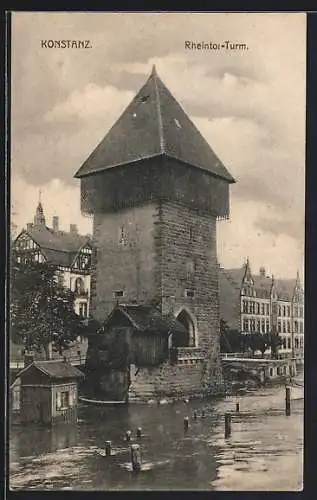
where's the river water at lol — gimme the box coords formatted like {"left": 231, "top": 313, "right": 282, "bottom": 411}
{"left": 9, "top": 386, "right": 303, "bottom": 491}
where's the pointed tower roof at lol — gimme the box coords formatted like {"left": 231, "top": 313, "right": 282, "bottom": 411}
{"left": 242, "top": 257, "right": 253, "bottom": 285}
{"left": 33, "top": 190, "right": 46, "bottom": 227}
{"left": 75, "top": 67, "right": 235, "bottom": 183}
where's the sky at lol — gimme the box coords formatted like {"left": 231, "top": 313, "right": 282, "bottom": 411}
{"left": 10, "top": 12, "right": 306, "bottom": 279}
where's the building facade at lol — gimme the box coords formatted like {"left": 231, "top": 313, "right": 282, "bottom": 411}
{"left": 11, "top": 201, "right": 93, "bottom": 365}
{"left": 219, "top": 259, "right": 304, "bottom": 360}
{"left": 75, "top": 66, "right": 235, "bottom": 400}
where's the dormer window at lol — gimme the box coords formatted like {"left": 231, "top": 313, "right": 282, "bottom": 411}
{"left": 114, "top": 290, "right": 125, "bottom": 299}
{"left": 140, "top": 95, "right": 149, "bottom": 103}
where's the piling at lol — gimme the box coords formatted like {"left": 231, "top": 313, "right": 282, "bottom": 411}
{"left": 184, "top": 416, "right": 189, "bottom": 431}
{"left": 193, "top": 410, "right": 197, "bottom": 420}
{"left": 236, "top": 401, "right": 240, "bottom": 413}
{"left": 225, "top": 412, "right": 232, "bottom": 438}
{"left": 136, "top": 427, "right": 142, "bottom": 439}
{"left": 126, "top": 430, "right": 132, "bottom": 441}
{"left": 131, "top": 444, "right": 142, "bottom": 472}
{"left": 105, "top": 440, "right": 111, "bottom": 456}
{"left": 201, "top": 410, "right": 205, "bottom": 418}
{"left": 285, "top": 386, "right": 291, "bottom": 416}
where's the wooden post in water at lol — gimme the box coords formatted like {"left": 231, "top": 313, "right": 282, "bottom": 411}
{"left": 201, "top": 410, "right": 205, "bottom": 418}
{"left": 126, "top": 430, "right": 132, "bottom": 441}
{"left": 136, "top": 427, "right": 142, "bottom": 439}
{"left": 184, "top": 416, "right": 189, "bottom": 431}
{"left": 285, "top": 386, "right": 291, "bottom": 416}
{"left": 193, "top": 409, "right": 197, "bottom": 420}
{"left": 225, "top": 412, "right": 232, "bottom": 438}
{"left": 131, "top": 444, "right": 142, "bottom": 472}
{"left": 105, "top": 440, "right": 111, "bottom": 456}
{"left": 236, "top": 401, "right": 240, "bottom": 413}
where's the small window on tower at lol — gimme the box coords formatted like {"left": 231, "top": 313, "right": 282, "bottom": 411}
{"left": 185, "top": 289, "right": 194, "bottom": 298}
{"left": 114, "top": 290, "right": 125, "bottom": 299}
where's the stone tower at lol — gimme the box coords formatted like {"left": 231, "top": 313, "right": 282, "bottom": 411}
{"left": 75, "top": 66, "right": 235, "bottom": 393}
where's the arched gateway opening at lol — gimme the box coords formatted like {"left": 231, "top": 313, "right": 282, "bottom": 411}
{"left": 171, "top": 309, "right": 196, "bottom": 348}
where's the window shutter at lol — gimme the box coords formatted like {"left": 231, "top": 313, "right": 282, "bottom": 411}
{"left": 69, "top": 390, "right": 73, "bottom": 407}
{"left": 56, "top": 392, "right": 61, "bottom": 409}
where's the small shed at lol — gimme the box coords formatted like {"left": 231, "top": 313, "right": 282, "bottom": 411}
{"left": 18, "top": 361, "right": 84, "bottom": 426}
{"left": 103, "top": 304, "right": 189, "bottom": 366}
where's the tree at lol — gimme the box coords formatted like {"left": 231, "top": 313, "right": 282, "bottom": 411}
{"left": 242, "top": 332, "right": 269, "bottom": 357}
{"left": 220, "top": 319, "right": 242, "bottom": 353}
{"left": 242, "top": 332, "right": 282, "bottom": 358}
{"left": 10, "top": 258, "right": 84, "bottom": 359}
{"left": 269, "top": 332, "right": 283, "bottom": 359}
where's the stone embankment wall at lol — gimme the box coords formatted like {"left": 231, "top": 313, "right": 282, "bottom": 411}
{"left": 128, "top": 361, "right": 225, "bottom": 402}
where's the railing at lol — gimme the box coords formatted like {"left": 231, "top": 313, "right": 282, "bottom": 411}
{"left": 220, "top": 352, "right": 251, "bottom": 359}
{"left": 10, "top": 355, "right": 87, "bottom": 370}
{"left": 170, "top": 347, "right": 205, "bottom": 364}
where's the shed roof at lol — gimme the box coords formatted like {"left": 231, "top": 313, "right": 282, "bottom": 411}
{"left": 75, "top": 66, "right": 234, "bottom": 183}
{"left": 105, "top": 304, "right": 188, "bottom": 336}
{"left": 18, "top": 360, "right": 84, "bottom": 380}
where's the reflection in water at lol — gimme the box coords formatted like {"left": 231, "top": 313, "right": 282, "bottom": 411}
{"left": 10, "top": 386, "right": 303, "bottom": 491}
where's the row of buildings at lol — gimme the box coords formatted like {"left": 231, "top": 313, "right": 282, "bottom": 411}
{"left": 11, "top": 198, "right": 304, "bottom": 367}
{"left": 219, "top": 262, "right": 304, "bottom": 359}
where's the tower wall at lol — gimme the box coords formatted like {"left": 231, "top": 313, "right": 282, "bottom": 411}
{"left": 90, "top": 195, "right": 220, "bottom": 363}
{"left": 157, "top": 200, "right": 219, "bottom": 355}
{"left": 90, "top": 202, "right": 159, "bottom": 322}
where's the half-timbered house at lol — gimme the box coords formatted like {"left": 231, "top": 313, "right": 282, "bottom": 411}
{"left": 11, "top": 200, "right": 93, "bottom": 367}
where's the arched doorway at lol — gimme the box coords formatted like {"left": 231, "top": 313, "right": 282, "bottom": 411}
{"left": 172, "top": 309, "right": 196, "bottom": 348}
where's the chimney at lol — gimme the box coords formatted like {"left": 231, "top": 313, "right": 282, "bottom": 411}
{"left": 259, "top": 266, "right": 266, "bottom": 277}
{"left": 52, "top": 216, "right": 59, "bottom": 232}
{"left": 24, "top": 353, "right": 34, "bottom": 367}
{"left": 70, "top": 223, "right": 78, "bottom": 234}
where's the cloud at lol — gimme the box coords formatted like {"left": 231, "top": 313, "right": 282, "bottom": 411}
{"left": 44, "top": 83, "right": 134, "bottom": 125}
{"left": 217, "top": 198, "right": 304, "bottom": 279}
{"left": 11, "top": 176, "right": 92, "bottom": 236}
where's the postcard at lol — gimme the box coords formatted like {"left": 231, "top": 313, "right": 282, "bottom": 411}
{"left": 9, "top": 11, "right": 305, "bottom": 491}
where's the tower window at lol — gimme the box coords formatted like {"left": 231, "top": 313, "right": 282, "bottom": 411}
{"left": 114, "top": 290, "right": 125, "bottom": 299}
{"left": 185, "top": 289, "right": 194, "bottom": 298}
{"left": 186, "top": 260, "right": 195, "bottom": 279}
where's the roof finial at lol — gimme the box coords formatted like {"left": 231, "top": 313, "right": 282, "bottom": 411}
{"left": 39, "top": 188, "right": 42, "bottom": 204}
{"left": 151, "top": 64, "right": 157, "bottom": 76}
